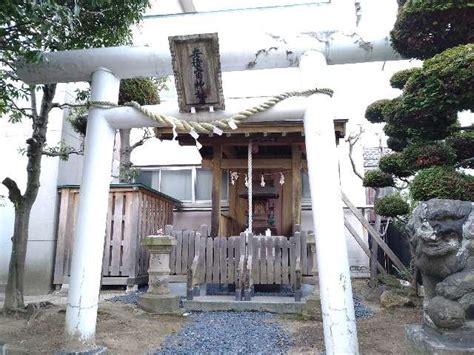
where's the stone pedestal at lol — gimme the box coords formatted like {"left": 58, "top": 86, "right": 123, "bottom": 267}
{"left": 302, "top": 234, "right": 322, "bottom": 320}
{"left": 406, "top": 324, "right": 474, "bottom": 354}
{"left": 137, "top": 235, "right": 180, "bottom": 314}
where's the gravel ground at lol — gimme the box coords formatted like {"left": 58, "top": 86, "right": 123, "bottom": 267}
{"left": 105, "top": 291, "right": 144, "bottom": 305}
{"left": 106, "top": 289, "right": 374, "bottom": 320}
{"left": 353, "top": 295, "right": 374, "bottom": 320}
{"left": 156, "top": 311, "right": 292, "bottom": 355}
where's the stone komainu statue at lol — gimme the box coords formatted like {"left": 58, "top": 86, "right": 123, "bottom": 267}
{"left": 408, "top": 199, "right": 474, "bottom": 330}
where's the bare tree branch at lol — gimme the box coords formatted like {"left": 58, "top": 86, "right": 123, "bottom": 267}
{"left": 51, "top": 102, "right": 88, "bottom": 110}
{"left": 41, "top": 149, "right": 83, "bottom": 158}
{"left": 345, "top": 128, "right": 364, "bottom": 180}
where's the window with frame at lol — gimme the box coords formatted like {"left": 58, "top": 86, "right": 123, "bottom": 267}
{"left": 136, "top": 166, "right": 228, "bottom": 204}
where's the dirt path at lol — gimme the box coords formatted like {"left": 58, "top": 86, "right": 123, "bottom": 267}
{"left": 0, "top": 302, "right": 185, "bottom": 354}
{"left": 281, "top": 280, "right": 423, "bottom": 354}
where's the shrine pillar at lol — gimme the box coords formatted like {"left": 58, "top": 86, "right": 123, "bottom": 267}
{"left": 300, "top": 51, "right": 359, "bottom": 355}
{"left": 64, "top": 68, "right": 119, "bottom": 349}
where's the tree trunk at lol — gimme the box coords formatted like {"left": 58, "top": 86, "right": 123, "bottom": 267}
{"left": 2, "top": 84, "right": 56, "bottom": 313}
{"left": 369, "top": 188, "right": 381, "bottom": 288}
{"left": 119, "top": 129, "right": 132, "bottom": 183}
{"left": 3, "top": 200, "right": 32, "bottom": 311}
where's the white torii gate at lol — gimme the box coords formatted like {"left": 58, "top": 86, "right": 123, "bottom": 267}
{"left": 17, "top": 28, "right": 400, "bottom": 354}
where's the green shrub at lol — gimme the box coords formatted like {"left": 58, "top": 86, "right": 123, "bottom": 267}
{"left": 119, "top": 77, "right": 160, "bottom": 105}
{"left": 402, "top": 143, "right": 457, "bottom": 170}
{"left": 411, "top": 167, "right": 474, "bottom": 201}
{"left": 445, "top": 131, "right": 474, "bottom": 168}
{"left": 401, "top": 45, "right": 473, "bottom": 127}
{"left": 379, "top": 153, "right": 413, "bottom": 178}
{"left": 365, "top": 99, "right": 391, "bottom": 123}
{"left": 363, "top": 169, "right": 394, "bottom": 188}
{"left": 375, "top": 194, "right": 410, "bottom": 217}
{"left": 391, "top": 0, "right": 474, "bottom": 59}
{"left": 390, "top": 68, "right": 421, "bottom": 89}
{"left": 386, "top": 136, "right": 408, "bottom": 152}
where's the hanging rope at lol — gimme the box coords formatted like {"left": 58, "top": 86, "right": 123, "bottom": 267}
{"left": 89, "top": 87, "right": 333, "bottom": 135}
{"left": 248, "top": 140, "right": 253, "bottom": 234}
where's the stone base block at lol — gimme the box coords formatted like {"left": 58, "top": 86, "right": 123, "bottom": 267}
{"left": 406, "top": 324, "right": 474, "bottom": 354}
{"left": 137, "top": 293, "right": 180, "bottom": 314}
{"left": 301, "top": 295, "right": 322, "bottom": 320}
{"left": 56, "top": 346, "right": 107, "bottom": 355}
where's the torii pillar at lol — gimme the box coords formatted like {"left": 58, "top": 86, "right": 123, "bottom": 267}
{"left": 64, "top": 68, "right": 119, "bottom": 351}
{"left": 300, "top": 51, "right": 359, "bottom": 354}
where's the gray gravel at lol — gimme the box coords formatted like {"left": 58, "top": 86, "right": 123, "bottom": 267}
{"left": 156, "top": 311, "right": 292, "bottom": 355}
{"left": 105, "top": 291, "right": 144, "bottom": 305}
{"left": 353, "top": 295, "right": 374, "bottom": 320}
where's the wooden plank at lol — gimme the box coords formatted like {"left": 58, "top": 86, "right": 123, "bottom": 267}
{"left": 200, "top": 224, "right": 209, "bottom": 238}
{"left": 260, "top": 237, "right": 267, "bottom": 284}
{"left": 206, "top": 237, "right": 213, "bottom": 283}
{"left": 344, "top": 217, "right": 386, "bottom": 274}
{"left": 235, "top": 236, "right": 241, "bottom": 282}
{"left": 292, "top": 144, "right": 302, "bottom": 229}
{"left": 183, "top": 231, "right": 190, "bottom": 273}
{"left": 128, "top": 192, "right": 141, "bottom": 278}
{"left": 211, "top": 145, "right": 222, "bottom": 237}
{"left": 175, "top": 231, "right": 183, "bottom": 275}
{"left": 281, "top": 237, "right": 289, "bottom": 284}
{"left": 342, "top": 192, "right": 408, "bottom": 273}
{"left": 121, "top": 192, "right": 134, "bottom": 276}
{"left": 227, "top": 237, "right": 234, "bottom": 283}
{"left": 219, "top": 158, "right": 293, "bottom": 169}
{"left": 110, "top": 193, "right": 124, "bottom": 276}
{"left": 169, "top": 230, "right": 177, "bottom": 275}
{"left": 54, "top": 189, "right": 70, "bottom": 282}
{"left": 198, "top": 233, "right": 206, "bottom": 283}
{"left": 274, "top": 236, "right": 282, "bottom": 284}
{"left": 158, "top": 123, "right": 305, "bottom": 136}
{"left": 300, "top": 230, "right": 308, "bottom": 275}
{"left": 295, "top": 232, "right": 302, "bottom": 279}
{"left": 212, "top": 237, "right": 220, "bottom": 283}
{"left": 249, "top": 235, "right": 257, "bottom": 284}
{"left": 220, "top": 237, "right": 227, "bottom": 284}
{"left": 266, "top": 237, "right": 274, "bottom": 284}
{"left": 289, "top": 236, "right": 297, "bottom": 284}
{"left": 102, "top": 192, "right": 114, "bottom": 276}
{"left": 191, "top": 231, "right": 198, "bottom": 264}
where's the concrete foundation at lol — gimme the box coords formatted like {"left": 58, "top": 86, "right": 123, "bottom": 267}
{"left": 137, "top": 293, "right": 180, "bottom": 314}
{"left": 183, "top": 295, "right": 305, "bottom": 314}
{"left": 301, "top": 294, "right": 322, "bottom": 320}
{"left": 56, "top": 346, "right": 107, "bottom": 355}
{"left": 406, "top": 324, "right": 474, "bottom": 354}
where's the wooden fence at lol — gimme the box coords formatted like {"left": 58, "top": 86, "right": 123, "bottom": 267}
{"left": 54, "top": 184, "right": 180, "bottom": 288}
{"left": 168, "top": 225, "right": 314, "bottom": 283}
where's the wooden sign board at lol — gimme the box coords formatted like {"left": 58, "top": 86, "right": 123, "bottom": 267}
{"left": 169, "top": 33, "right": 225, "bottom": 113}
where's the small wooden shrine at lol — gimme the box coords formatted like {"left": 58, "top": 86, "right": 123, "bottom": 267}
{"left": 155, "top": 119, "right": 347, "bottom": 237}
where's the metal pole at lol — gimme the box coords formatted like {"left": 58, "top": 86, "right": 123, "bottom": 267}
{"left": 300, "top": 51, "right": 359, "bottom": 354}
{"left": 65, "top": 68, "right": 119, "bottom": 348}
